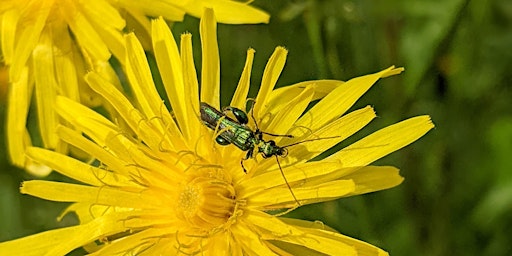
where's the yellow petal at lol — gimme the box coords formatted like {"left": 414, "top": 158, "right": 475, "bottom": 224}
{"left": 56, "top": 126, "right": 131, "bottom": 176}
{"left": 295, "top": 66, "right": 403, "bottom": 132}
{"left": 79, "top": 0, "right": 125, "bottom": 60}
{"left": 253, "top": 106, "right": 376, "bottom": 174}
{"left": 261, "top": 85, "right": 315, "bottom": 135}
{"left": 245, "top": 210, "right": 304, "bottom": 236}
{"left": 10, "top": 1, "right": 50, "bottom": 81}
{"left": 117, "top": 0, "right": 185, "bottom": 21}
{"left": 180, "top": 32, "right": 202, "bottom": 141}
{"left": 85, "top": 71, "right": 186, "bottom": 154}
{"left": 241, "top": 161, "right": 344, "bottom": 195}
{"left": 32, "top": 39, "right": 59, "bottom": 149}
{"left": 1, "top": 9, "right": 18, "bottom": 65}
{"left": 87, "top": 228, "right": 170, "bottom": 255}
{"left": 253, "top": 47, "right": 287, "bottom": 118}
{"left": 50, "top": 21, "right": 80, "bottom": 101}
{"left": 0, "top": 212, "right": 133, "bottom": 256}
{"left": 328, "top": 115, "right": 435, "bottom": 166}
{"left": 231, "top": 48, "right": 255, "bottom": 109}
{"left": 123, "top": 8, "right": 152, "bottom": 50}
{"left": 266, "top": 80, "right": 344, "bottom": 114}
{"left": 21, "top": 180, "right": 161, "bottom": 208}
{"left": 280, "top": 218, "right": 389, "bottom": 256}
{"left": 342, "top": 166, "right": 404, "bottom": 196}
{"left": 231, "top": 223, "right": 277, "bottom": 256}
{"left": 249, "top": 180, "right": 355, "bottom": 207}
{"left": 124, "top": 33, "right": 166, "bottom": 126}
{"left": 55, "top": 96, "right": 114, "bottom": 142}
{"left": 25, "top": 147, "right": 133, "bottom": 187}
{"left": 200, "top": 8, "right": 220, "bottom": 108}
{"left": 152, "top": 17, "right": 192, "bottom": 139}
{"left": 182, "top": 0, "right": 270, "bottom": 24}
{"left": 6, "top": 67, "right": 31, "bottom": 167}
{"left": 85, "top": 72, "right": 143, "bottom": 131}
{"left": 270, "top": 229, "right": 357, "bottom": 255}
{"left": 65, "top": 4, "right": 111, "bottom": 61}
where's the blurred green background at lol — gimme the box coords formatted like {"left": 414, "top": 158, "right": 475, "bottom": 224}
{"left": 1, "top": 0, "right": 512, "bottom": 255}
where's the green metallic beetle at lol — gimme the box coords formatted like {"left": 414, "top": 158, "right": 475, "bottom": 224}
{"left": 200, "top": 102, "right": 291, "bottom": 171}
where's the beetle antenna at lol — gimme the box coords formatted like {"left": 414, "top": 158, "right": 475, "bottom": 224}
{"left": 275, "top": 155, "right": 301, "bottom": 206}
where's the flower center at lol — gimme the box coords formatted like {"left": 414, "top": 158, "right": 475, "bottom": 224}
{"left": 176, "top": 174, "right": 236, "bottom": 230}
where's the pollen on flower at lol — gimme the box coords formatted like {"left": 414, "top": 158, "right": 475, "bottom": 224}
{"left": 176, "top": 170, "right": 237, "bottom": 231}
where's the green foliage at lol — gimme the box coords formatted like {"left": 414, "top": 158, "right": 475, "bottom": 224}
{"left": 1, "top": 0, "right": 512, "bottom": 255}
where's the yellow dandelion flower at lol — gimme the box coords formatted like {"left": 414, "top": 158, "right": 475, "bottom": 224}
{"left": 0, "top": 9, "right": 433, "bottom": 255}
{"left": 0, "top": 0, "right": 269, "bottom": 172}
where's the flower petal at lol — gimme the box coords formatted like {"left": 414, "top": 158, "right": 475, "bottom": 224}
{"left": 26, "top": 147, "right": 133, "bottom": 187}
{"left": 231, "top": 48, "right": 255, "bottom": 109}
{"left": 294, "top": 66, "right": 404, "bottom": 132}
{"left": 182, "top": 0, "right": 270, "bottom": 24}
{"left": 253, "top": 47, "right": 287, "bottom": 119}
{"left": 266, "top": 80, "right": 344, "bottom": 115}
{"left": 21, "top": 180, "right": 162, "bottom": 208}
{"left": 6, "top": 67, "right": 31, "bottom": 167}
{"left": 33, "top": 39, "right": 59, "bottom": 149}
{"left": 117, "top": 0, "right": 185, "bottom": 21}
{"left": 328, "top": 115, "right": 434, "bottom": 166}
{"left": 269, "top": 228, "right": 358, "bottom": 255}
{"left": 87, "top": 228, "right": 171, "bottom": 255}
{"left": 64, "top": 4, "right": 111, "bottom": 61}
{"left": 342, "top": 166, "right": 404, "bottom": 196}
{"left": 1, "top": 9, "right": 18, "bottom": 65}
{"left": 10, "top": 1, "right": 50, "bottom": 81}
{"left": 51, "top": 22, "right": 80, "bottom": 101}
{"left": 280, "top": 218, "right": 389, "bottom": 256}
{"left": 245, "top": 210, "right": 304, "bottom": 236}
{"left": 200, "top": 8, "right": 220, "bottom": 108}
{"left": 125, "top": 33, "right": 169, "bottom": 126}
{"left": 231, "top": 223, "right": 278, "bottom": 255}
{"left": 55, "top": 125, "right": 128, "bottom": 175}
{"left": 249, "top": 180, "right": 355, "bottom": 207}
{"left": 240, "top": 161, "right": 344, "bottom": 194}
{"left": 152, "top": 17, "right": 194, "bottom": 140}
{"left": 79, "top": 0, "right": 125, "bottom": 60}
{"left": 0, "top": 212, "right": 133, "bottom": 256}
{"left": 253, "top": 106, "right": 376, "bottom": 174}
{"left": 261, "top": 84, "right": 315, "bottom": 135}
{"left": 55, "top": 96, "right": 115, "bottom": 143}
